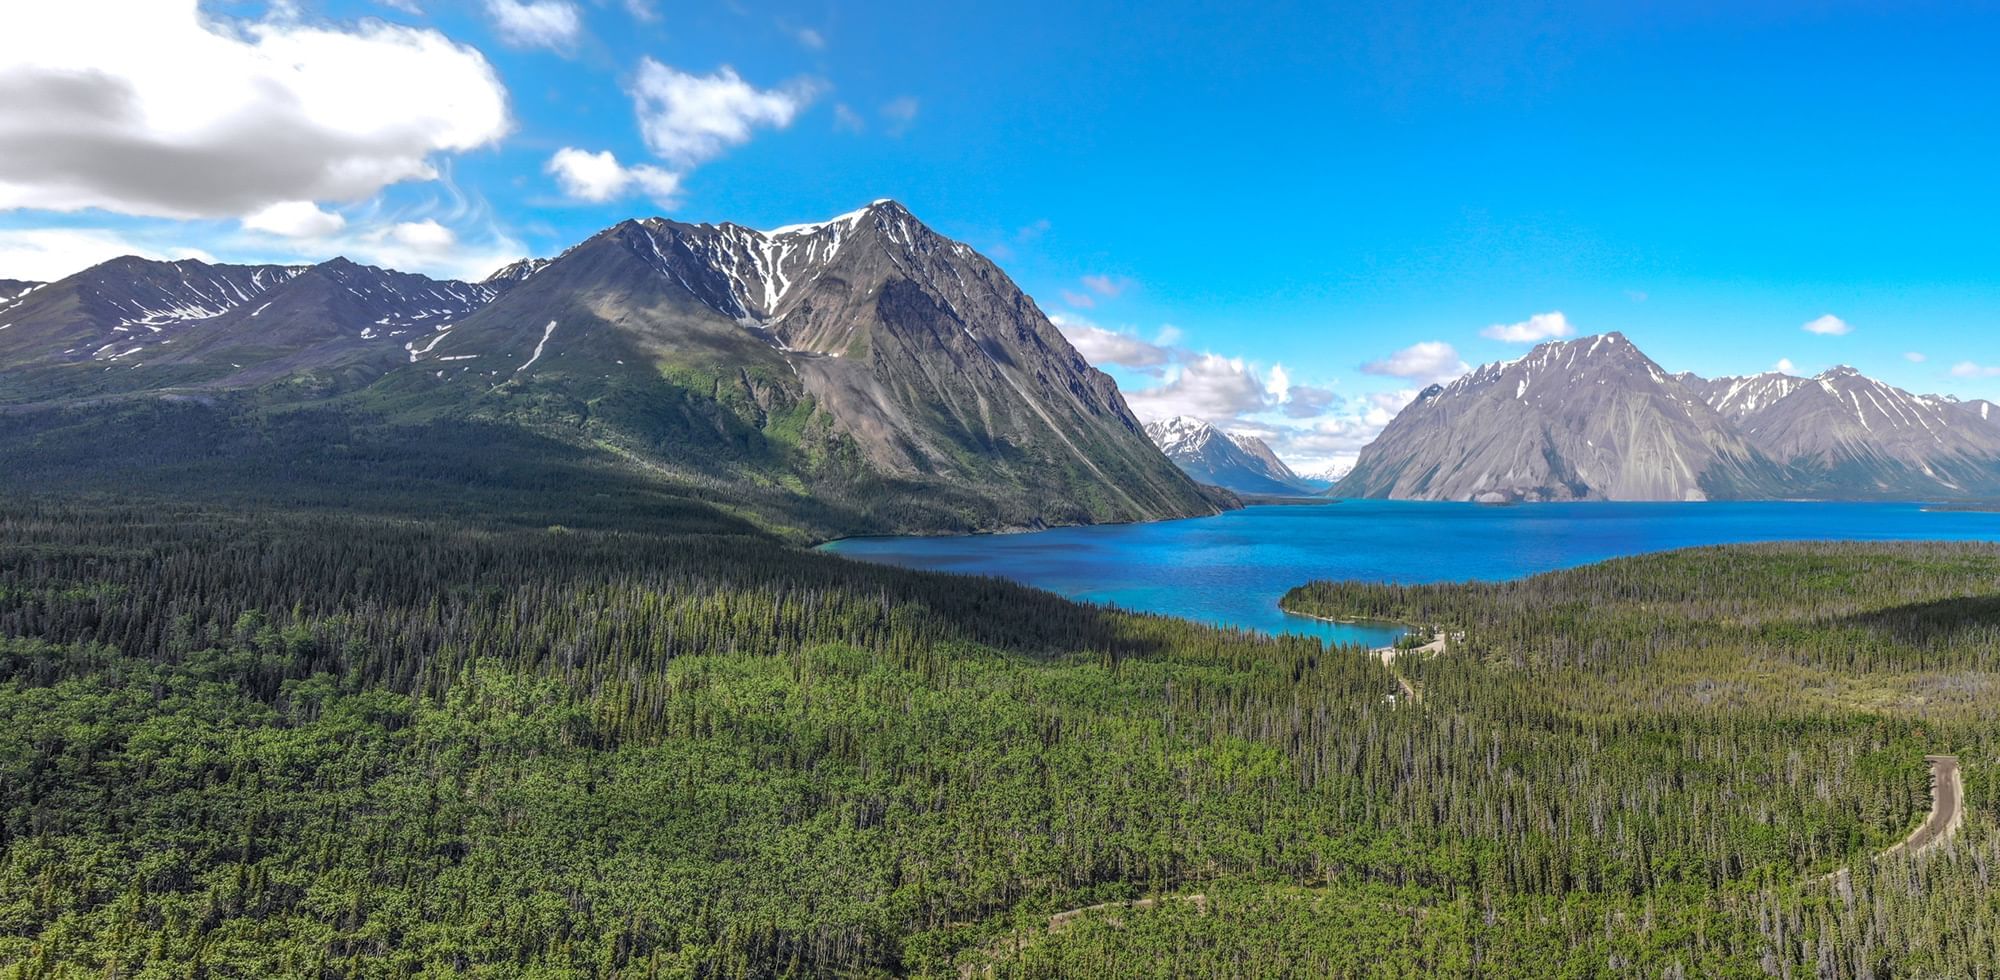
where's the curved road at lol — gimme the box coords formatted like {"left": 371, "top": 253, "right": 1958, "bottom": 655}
{"left": 1883, "top": 755, "right": 1963, "bottom": 859}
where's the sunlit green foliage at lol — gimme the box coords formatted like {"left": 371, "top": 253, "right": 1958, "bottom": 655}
{"left": 2, "top": 508, "right": 1997, "bottom": 976}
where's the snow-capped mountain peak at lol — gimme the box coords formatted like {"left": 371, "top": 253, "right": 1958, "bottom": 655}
{"left": 484, "top": 258, "right": 551, "bottom": 288}
{"left": 1147, "top": 415, "right": 1221, "bottom": 456}
{"left": 1346, "top": 333, "right": 2000, "bottom": 502}
{"left": 1144, "top": 416, "right": 1314, "bottom": 495}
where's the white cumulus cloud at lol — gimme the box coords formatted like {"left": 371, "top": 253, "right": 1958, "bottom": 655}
{"left": 0, "top": 228, "right": 214, "bottom": 282}
{"left": 1361, "top": 341, "right": 1468, "bottom": 385}
{"left": 545, "top": 147, "right": 681, "bottom": 204}
{"left": 1802, "top": 314, "right": 1851, "bottom": 336}
{"left": 1124, "top": 353, "right": 1281, "bottom": 422}
{"left": 0, "top": 0, "right": 511, "bottom": 221}
{"left": 387, "top": 219, "right": 455, "bottom": 252}
{"left": 1049, "top": 314, "right": 1172, "bottom": 372}
{"left": 1481, "top": 311, "right": 1573, "bottom": 343}
{"left": 242, "top": 201, "right": 347, "bottom": 238}
{"left": 1079, "top": 320, "right": 1411, "bottom": 477}
{"left": 631, "top": 61, "right": 817, "bottom": 170}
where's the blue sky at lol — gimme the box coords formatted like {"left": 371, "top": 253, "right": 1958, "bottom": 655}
{"left": 4, "top": 0, "right": 1998, "bottom": 469}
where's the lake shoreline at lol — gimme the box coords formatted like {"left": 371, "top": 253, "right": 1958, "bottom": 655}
{"left": 827, "top": 500, "right": 2000, "bottom": 644}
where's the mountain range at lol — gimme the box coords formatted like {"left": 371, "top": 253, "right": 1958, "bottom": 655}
{"left": 1143, "top": 415, "right": 1317, "bottom": 495}
{"left": 0, "top": 201, "right": 1223, "bottom": 536}
{"left": 10, "top": 214, "right": 1997, "bottom": 518}
{"left": 1339, "top": 332, "right": 2000, "bottom": 501}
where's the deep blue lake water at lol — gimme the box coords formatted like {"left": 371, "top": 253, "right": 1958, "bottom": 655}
{"left": 823, "top": 501, "right": 2000, "bottom": 646}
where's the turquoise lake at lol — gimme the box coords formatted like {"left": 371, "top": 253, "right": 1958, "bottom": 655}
{"left": 823, "top": 501, "right": 2000, "bottom": 647}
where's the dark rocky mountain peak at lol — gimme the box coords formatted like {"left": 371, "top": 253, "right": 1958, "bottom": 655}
{"left": 398, "top": 201, "right": 1223, "bottom": 529}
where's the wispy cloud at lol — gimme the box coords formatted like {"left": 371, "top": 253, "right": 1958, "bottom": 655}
{"left": 1950, "top": 361, "right": 2000, "bottom": 379}
{"left": 485, "top": 0, "right": 582, "bottom": 51}
{"left": 1082, "top": 274, "right": 1131, "bottom": 298}
{"left": 880, "top": 96, "right": 921, "bottom": 137}
{"left": 1060, "top": 274, "right": 1132, "bottom": 309}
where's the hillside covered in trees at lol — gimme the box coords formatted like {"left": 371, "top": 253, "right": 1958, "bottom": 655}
{"left": 0, "top": 496, "right": 1995, "bottom": 976}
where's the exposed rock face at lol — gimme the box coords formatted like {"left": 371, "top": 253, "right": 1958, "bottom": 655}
{"left": 391, "top": 201, "right": 1225, "bottom": 528}
{"left": 0, "top": 257, "right": 308, "bottom": 370}
{"left": 1337, "top": 334, "right": 1789, "bottom": 501}
{"left": 0, "top": 202, "right": 1219, "bottom": 531}
{"left": 1718, "top": 367, "right": 2000, "bottom": 497}
{"left": 483, "top": 258, "right": 551, "bottom": 292}
{"left": 1144, "top": 415, "right": 1314, "bottom": 495}
{"left": 1679, "top": 371, "right": 1811, "bottom": 424}
{"left": 0, "top": 257, "right": 493, "bottom": 369}
{"left": 1343, "top": 334, "right": 2000, "bottom": 501}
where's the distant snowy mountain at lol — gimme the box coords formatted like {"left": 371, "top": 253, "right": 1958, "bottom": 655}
{"left": 1295, "top": 462, "right": 1353, "bottom": 491}
{"left": 1145, "top": 415, "right": 1315, "bottom": 495}
{"left": 1720, "top": 366, "right": 2000, "bottom": 497}
{"left": 1339, "top": 333, "right": 1790, "bottom": 502}
{"left": 1341, "top": 333, "right": 2000, "bottom": 501}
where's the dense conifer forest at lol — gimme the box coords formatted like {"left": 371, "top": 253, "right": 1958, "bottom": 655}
{"left": 2, "top": 498, "right": 1997, "bottom": 976}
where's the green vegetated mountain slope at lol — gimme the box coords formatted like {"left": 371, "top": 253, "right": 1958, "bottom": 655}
{"left": 3, "top": 502, "right": 1999, "bottom": 977}
{"left": 0, "top": 202, "right": 1221, "bottom": 537}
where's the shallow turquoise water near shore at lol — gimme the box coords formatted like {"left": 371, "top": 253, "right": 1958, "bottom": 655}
{"left": 823, "top": 500, "right": 2000, "bottom": 646}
